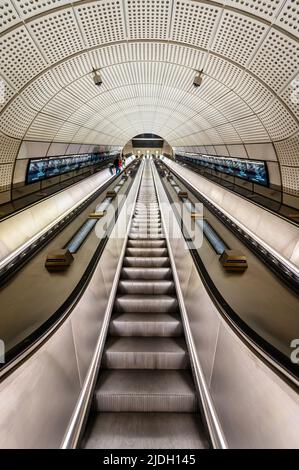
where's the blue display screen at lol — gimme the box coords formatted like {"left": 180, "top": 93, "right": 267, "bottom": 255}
{"left": 26, "top": 152, "right": 119, "bottom": 184}
{"left": 27, "top": 159, "right": 48, "bottom": 183}
{"left": 178, "top": 153, "right": 269, "bottom": 187}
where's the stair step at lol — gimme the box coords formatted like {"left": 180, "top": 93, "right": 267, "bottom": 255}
{"left": 121, "top": 267, "right": 172, "bottom": 280}
{"left": 127, "top": 240, "right": 166, "bottom": 248}
{"left": 115, "top": 294, "right": 178, "bottom": 313}
{"left": 83, "top": 412, "right": 208, "bottom": 449}
{"left": 129, "top": 234, "right": 165, "bottom": 239}
{"left": 123, "top": 257, "right": 169, "bottom": 267}
{"left": 125, "top": 248, "right": 168, "bottom": 257}
{"left": 130, "top": 227, "right": 162, "bottom": 233}
{"left": 109, "top": 312, "right": 182, "bottom": 336}
{"left": 132, "top": 222, "right": 161, "bottom": 227}
{"left": 95, "top": 370, "right": 197, "bottom": 412}
{"left": 102, "top": 337, "right": 189, "bottom": 369}
{"left": 118, "top": 280, "right": 174, "bottom": 295}
{"left": 135, "top": 209, "right": 160, "bottom": 213}
{"left": 133, "top": 219, "right": 161, "bottom": 223}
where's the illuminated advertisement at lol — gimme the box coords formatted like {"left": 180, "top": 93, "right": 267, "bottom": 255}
{"left": 26, "top": 152, "right": 119, "bottom": 184}
{"left": 177, "top": 153, "right": 269, "bottom": 187}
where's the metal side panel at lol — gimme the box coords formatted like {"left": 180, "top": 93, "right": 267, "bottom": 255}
{"left": 210, "top": 322, "right": 299, "bottom": 449}
{"left": 153, "top": 163, "right": 220, "bottom": 385}
{"left": 162, "top": 157, "right": 299, "bottom": 272}
{"left": 0, "top": 320, "right": 80, "bottom": 448}
{"left": 70, "top": 267, "right": 109, "bottom": 387}
{"left": 0, "top": 168, "right": 113, "bottom": 266}
{"left": 61, "top": 162, "right": 145, "bottom": 449}
{"left": 0, "top": 161, "right": 142, "bottom": 449}
{"left": 153, "top": 160, "right": 299, "bottom": 448}
{"left": 69, "top": 163, "right": 144, "bottom": 386}
{"left": 183, "top": 262, "right": 221, "bottom": 387}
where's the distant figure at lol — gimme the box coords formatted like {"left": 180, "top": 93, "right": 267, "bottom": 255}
{"left": 113, "top": 156, "right": 120, "bottom": 174}
{"left": 118, "top": 156, "right": 123, "bottom": 172}
{"left": 108, "top": 162, "right": 114, "bottom": 175}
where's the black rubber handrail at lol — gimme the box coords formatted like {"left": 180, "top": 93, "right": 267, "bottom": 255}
{"left": 0, "top": 158, "right": 115, "bottom": 223}
{"left": 0, "top": 161, "right": 141, "bottom": 379}
{"left": 160, "top": 160, "right": 299, "bottom": 296}
{"left": 0, "top": 161, "right": 136, "bottom": 288}
{"left": 157, "top": 161, "right": 299, "bottom": 385}
{"left": 175, "top": 156, "right": 299, "bottom": 228}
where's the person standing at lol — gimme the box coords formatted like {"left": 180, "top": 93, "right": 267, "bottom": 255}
{"left": 118, "top": 156, "right": 123, "bottom": 172}
{"left": 113, "top": 156, "right": 120, "bottom": 174}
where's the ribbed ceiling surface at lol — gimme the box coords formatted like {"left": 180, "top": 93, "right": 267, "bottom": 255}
{"left": 0, "top": 0, "right": 298, "bottom": 191}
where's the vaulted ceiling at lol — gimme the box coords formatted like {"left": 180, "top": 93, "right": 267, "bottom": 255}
{"left": 0, "top": 0, "right": 298, "bottom": 192}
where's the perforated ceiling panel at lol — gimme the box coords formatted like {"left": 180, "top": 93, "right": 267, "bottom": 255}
{"left": 249, "top": 30, "right": 299, "bottom": 93}
{"left": 259, "top": 99, "right": 298, "bottom": 140}
{"left": 126, "top": 0, "right": 171, "bottom": 40}
{"left": 281, "top": 166, "right": 299, "bottom": 194}
{"left": 13, "top": 0, "right": 70, "bottom": 20}
{"left": 0, "top": 163, "right": 13, "bottom": 190}
{"left": 211, "top": 11, "right": 267, "bottom": 66}
{"left": 0, "top": 96, "right": 37, "bottom": 138}
{"left": 0, "top": 0, "right": 20, "bottom": 33}
{"left": 0, "top": 26, "right": 46, "bottom": 89}
{"left": 276, "top": 0, "right": 299, "bottom": 38}
{"left": 0, "top": 76, "right": 14, "bottom": 111}
{"left": 28, "top": 9, "right": 84, "bottom": 63}
{"left": 225, "top": 0, "right": 285, "bottom": 22}
{"left": 0, "top": 132, "right": 20, "bottom": 163}
{"left": 75, "top": 1, "right": 126, "bottom": 46}
{"left": 280, "top": 77, "right": 299, "bottom": 118}
{"left": 274, "top": 133, "right": 299, "bottom": 166}
{"left": 0, "top": 0, "right": 298, "bottom": 193}
{"left": 170, "top": 0, "right": 221, "bottom": 48}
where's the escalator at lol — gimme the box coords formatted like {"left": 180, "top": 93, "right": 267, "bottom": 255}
{"left": 81, "top": 160, "right": 210, "bottom": 449}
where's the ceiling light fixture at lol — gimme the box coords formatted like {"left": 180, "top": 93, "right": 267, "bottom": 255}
{"left": 92, "top": 68, "right": 102, "bottom": 87}
{"left": 193, "top": 69, "right": 204, "bottom": 88}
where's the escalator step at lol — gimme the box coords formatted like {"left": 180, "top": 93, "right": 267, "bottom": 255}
{"left": 102, "top": 337, "right": 189, "bottom": 369}
{"left": 95, "top": 370, "right": 197, "bottom": 412}
{"left": 109, "top": 312, "right": 182, "bottom": 337}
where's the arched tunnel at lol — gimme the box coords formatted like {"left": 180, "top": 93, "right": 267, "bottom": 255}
{"left": 0, "top": 0, "right": 298, "bottom": 452}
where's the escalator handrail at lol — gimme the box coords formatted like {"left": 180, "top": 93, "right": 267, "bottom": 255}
{"left": 157, "top": 161, "right": 299, "bottom": 387}
{"left": 61, "top": 161, "right": 145, "bottom": 449}
{"left": 0, "top": 168, "right": 119, "bottom": 285}
{"left": 0, "top": 158, "right": 115, "bottom": 223}
{"left": 152, "top": 161, "right": 227, "bottom": 450}
{"left": 0, "top": 160, "right": 140, "bottom": 381}
{"left": 163, "top": 159, "right": 299, "bottom": 287}
{"left": 175, "top": 156, "right": 299, "bottom": 228}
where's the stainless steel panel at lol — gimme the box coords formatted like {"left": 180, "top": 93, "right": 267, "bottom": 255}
{"left": 155, "top": 159, "right": 299, "bottom": 448}
{"left": 70, "top": 267, "right": 109, "bottom": 385}
{"left": 0, "top": 168, "right": 113, "bottom": 264}
{"left": 183, "top": 263, "right": 221, "bottom": 386}
{"left": 210, "top": 322, "right": 299, "bottom": 448}
{"left": 163, "top": 157, "right": 299, "bottom": 271}
{"left": 99, "top": 237, "right": 123, "bottom": 297}
{"left": 0, "top": 163, "right": 140, "bottom": 449}
{"left": 0, "top": 320, "right": 80, "bottom": 448}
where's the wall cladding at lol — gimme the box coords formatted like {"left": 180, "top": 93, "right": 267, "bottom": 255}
{"left": 0, "top": 1, "right": 298, "bottom": 193}
{"left": 281, "top": 166, "right": 299, "bottom": 195}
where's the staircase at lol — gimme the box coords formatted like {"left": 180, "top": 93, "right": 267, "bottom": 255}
{"left": 82, "top": 161, "right": 209, "bottom": 449}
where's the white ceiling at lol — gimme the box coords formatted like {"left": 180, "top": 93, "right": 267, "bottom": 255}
{"left": 0, "top": 0, "right": 298, "bottom": 190}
